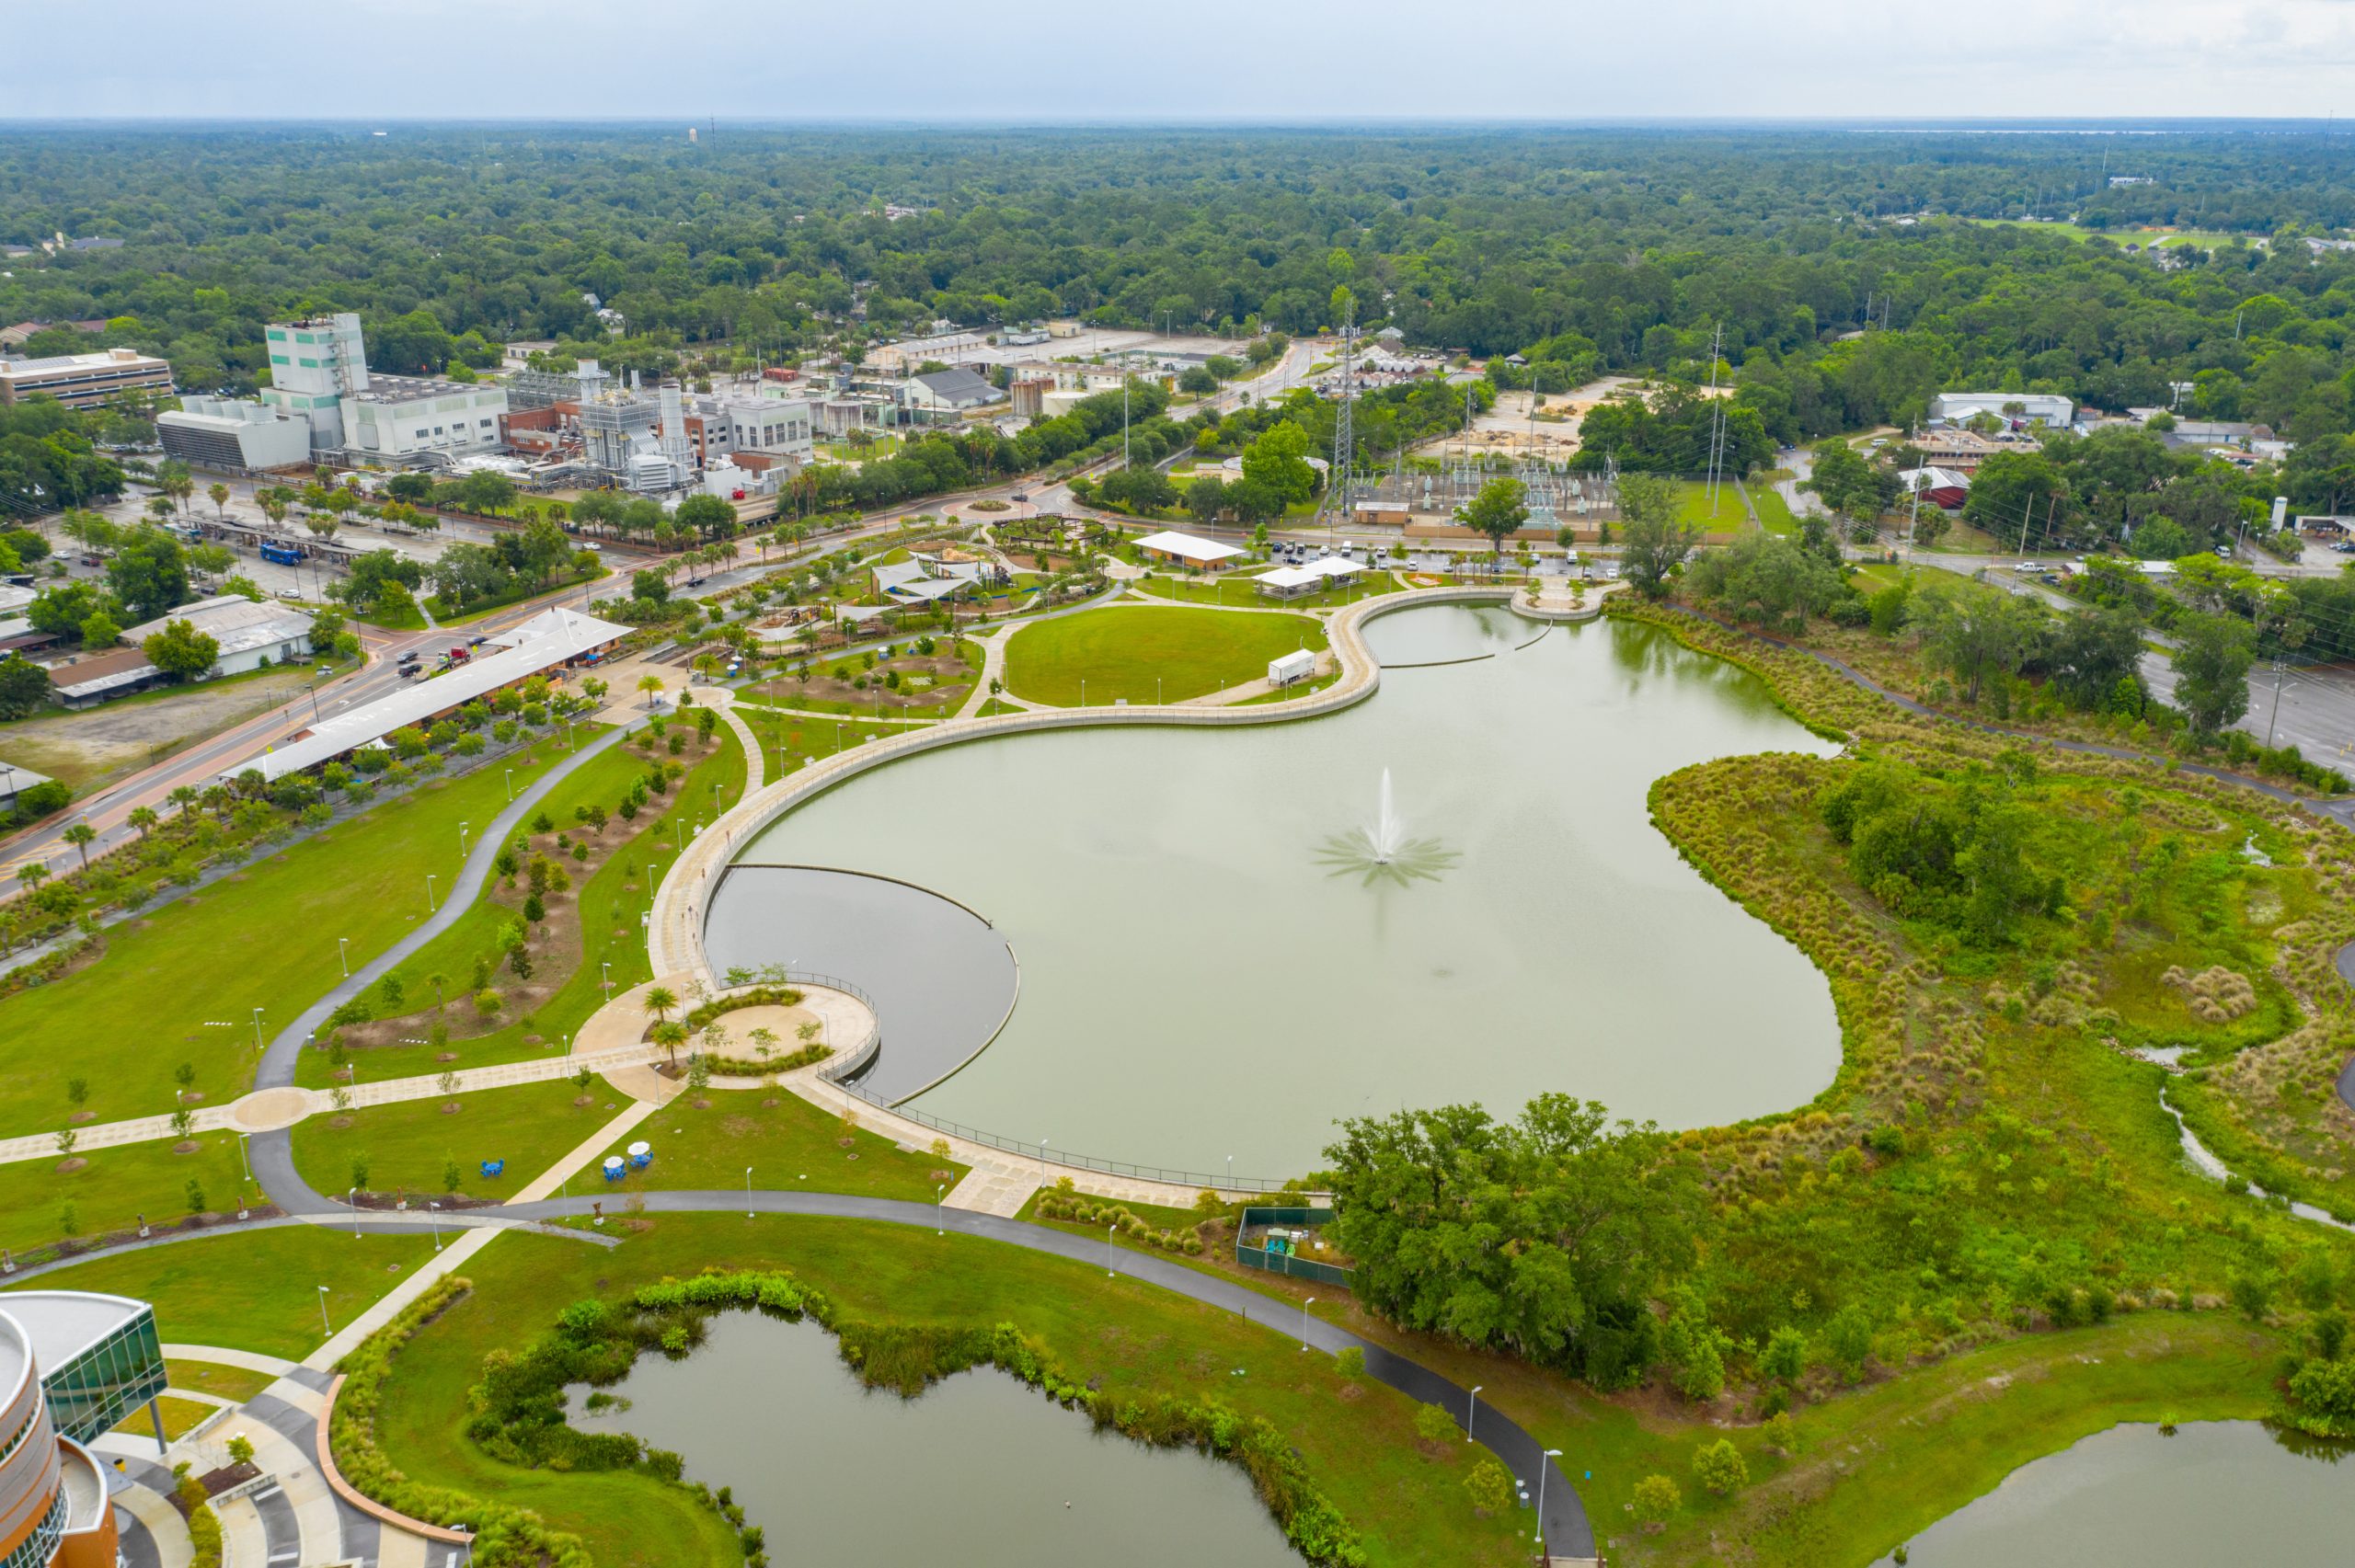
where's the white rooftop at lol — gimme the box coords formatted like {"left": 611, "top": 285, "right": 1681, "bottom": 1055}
{"left": 248, "top": 605, "right": 628, "bottom": 782}
{"left": 1134, "top": 530, "right": 1245, "bottom": 562}
{"left": 125, "top": 593, "right": 315, "bottom": 661}
{"left": 1255, "top": 566, "right": 1323, "bottom": 590}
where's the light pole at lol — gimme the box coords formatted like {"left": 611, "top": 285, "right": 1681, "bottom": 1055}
{"left": 250, "top": 1008, "right": 265, "bottom": 1051}
{"left": 1300, "top": 1297, "right": 1315, "bottom": 1350}
{"left": 349, "top": 1188, "right": 361, "bottom": 1238}
{"left": 1226, "top": 1153, "right": 1234, "bottom": 1190}
{"left": 1534, "top": 1448, "right": 1562, "bottom": 1544}
{"left": 428, "top": 1201, "right": 442, "bottom": 1252}
{"left": 1108, "top": 1222, "right": 1118, "bottom": 1277}
{"left": 236, "top": 1134, "right": 250, "bottom": 1186}
{"left": 1465, "top": 1386, "right": 1483, "bottom": 1442}
{"left": 601, "top": 961, "right": 613, "bottom": 998}
{"left": 459, "top": 821, "right": 470, "bottom": 859}
{"left": 316, "top": 1286, "right": 332, "bottom": 1337}
{"left": 745, "top": 1166, "right": 754, "bottom": 1219}
{"left": 1040, "top": 1138, "right": 1049, "bottom": 1185}
{"left": 337, "top": 936, "right": 350, "bottom": 977}
{"left": 504, "top": 768, "right": 514, "bottom": 802}
{"left": 425, "top": 874, "right": 437, "bottom": 913}
{"left": 936, "top": 1183, "right": 946, "bottom": 1235}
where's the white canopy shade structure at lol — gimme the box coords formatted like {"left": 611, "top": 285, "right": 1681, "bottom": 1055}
{"left": 1254, "top": 566, "right": 1325, "bottom": 597}
{"left": 626, "top": 1141, "right": 651, "bottom": 1158}
{"left": 1133, "top": 530, "right": 1246, "bottom": 569}
{"left": 603, "top": 1157, "right": 625, "bottom": 1173}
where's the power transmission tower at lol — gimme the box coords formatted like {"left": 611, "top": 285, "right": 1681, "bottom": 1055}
{"left": 1330, "top": 296, "right": 1358, "bottom": 536}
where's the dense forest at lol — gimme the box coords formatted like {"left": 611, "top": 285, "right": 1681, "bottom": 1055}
{"left": 8, "top": 125, "right": 2355, "bottom": 516}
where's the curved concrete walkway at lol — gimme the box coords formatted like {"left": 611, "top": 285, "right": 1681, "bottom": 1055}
{"left": 255, "top": 722, "right": 638, "bottom": 1090}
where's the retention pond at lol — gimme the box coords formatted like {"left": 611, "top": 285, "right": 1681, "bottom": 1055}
{"left": 711, "top": 605, "right": 1844, "bottom": 1174}
{"left": 570, "top": 1312, "right": 1301, "bottom": 1568}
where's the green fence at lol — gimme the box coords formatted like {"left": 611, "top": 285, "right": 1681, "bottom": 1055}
{"left": 1236, "top": 1207, "right": 1355, "bottom": 1288}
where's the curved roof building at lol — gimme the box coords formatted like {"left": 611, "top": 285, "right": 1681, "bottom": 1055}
{"left": 0, "top": 1290, "right": 166, "bottom": 1568}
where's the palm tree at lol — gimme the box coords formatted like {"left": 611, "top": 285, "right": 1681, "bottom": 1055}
{"left": 167, "top": 785, "right": 199, "bottom": 828}
{"left": 642, "top": 986, "right": 678, "bottom": 1024}
{"left": 61, "top": 822, "right": 95, "bottom": 868}
{"left": 17, "top": 863, "right": 48, "bottom": 893}
{"left": 127, "top": 806, "right": 158, "bottom": 841}
{"left": 638, "top": 673, "right": 666, "bottom": 709}
{"left": 208, "top": 482, "right": 230, "bottom": 521}
{"left": 651, "top": 1020, "right": 689, "bottom": 1067}
{"left": 256, "top": 487, "right": 289, "bottom": 528}
{"left": 161, "top": 467, "right": 194, "bottom": 516}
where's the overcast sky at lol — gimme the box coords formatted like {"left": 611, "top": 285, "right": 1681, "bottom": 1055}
{"left": 9, "top": 0, "right": 2355, "bottom": 121}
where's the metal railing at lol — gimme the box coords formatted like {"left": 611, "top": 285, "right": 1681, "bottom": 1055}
{"left": 705, "top": 971, "right": 881, "bottom": 1081}
{"left": 1236, "top": 1206, "right": 1355, "bottom": 1287}
{"left": 832, "top": 1078, "right": 1304, "bottom": 1193}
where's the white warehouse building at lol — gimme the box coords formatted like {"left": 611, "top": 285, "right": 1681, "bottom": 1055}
{"left": 1927, "top": 392, "right": 2074, "bottom": 429}
{"left": 342, "top": 374, "right": 510, "bottom": 461}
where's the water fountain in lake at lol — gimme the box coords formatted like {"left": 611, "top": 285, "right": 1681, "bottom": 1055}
{"left": 1316, "top": 767, "right": 1459, "bottom": 887}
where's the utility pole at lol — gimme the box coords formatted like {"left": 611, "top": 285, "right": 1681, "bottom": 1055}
{"left": 1332, "top": 294, "right": 1358, "bottom": 537}
{"left": 1702, "top": 323, "right": 1729, "bottom": 515}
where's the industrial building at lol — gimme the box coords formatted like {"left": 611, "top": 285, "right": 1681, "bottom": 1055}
{"left": 248, "top": 605, "right": 627, "bottom": 782}
{"left": 259, "top": 312, "right": 369, "bottom": 452}
{"left": 904, "top": 366, "right": 1005, "bottom": 417}
{"left": 0, "top": 1289, "right": 169, "bottom": 1567}
{"left": 156, "top": 395, "right": 314, "bottom": 471}
{"left": 47, "top": 593, "right": 316, "bottom": 706}
{"left": 342, "top": 373, "right": 510, "bottom": 461}
{"left": 0, "top": 346, "right": 172, "bottom": 409}
{"left": 1926, "top": 392, "right": 2074, "bottom": 429}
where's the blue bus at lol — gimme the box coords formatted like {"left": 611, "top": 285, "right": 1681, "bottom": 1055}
{"left": 259, "top": 540, "right": 303, "bottom": 566}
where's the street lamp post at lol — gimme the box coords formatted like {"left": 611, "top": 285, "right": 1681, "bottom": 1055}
{"left": 745, "top": 1166, "right": 754, "bottom": 1219}
{"left": 936, "top": 1183, "right": 946, "bottom": 1235}
{"left": 316, "top": 1287, "right": 332, "bottom": 1337}
{"left": 338, "top": 936, "right": 350, "bottom": 977}
{"left": 1465, "top": 1386, "right": 1483, "bottom": 1442}
{"left": 1040, "top": 1138, "right": 1049, "bottom": 1186}
{"left": 428, "top": 1201, "right": 442, "bottom": 1252}
{"left": 349, "top": 1188, "right": 361, "bottom": 1239}
{"left": 1534, "top": 1448, "right": 1563, "bottom": 1544}
{"left": 1108, "top": 1223, "right": 1118, "bottom": 1277}
{"left": 1300, "top": 1297, "right": 1317, "bottom": 1350}
{"left": 426, "top": 874, "right": 437, "bottom": 913}
{"left": 459, "top": 821, "right": 470, "bottom": 859}
{"left": 250, "top": 1008, "right": 265, "bottom": 1051}
{"left": 504, "top": 768, "right": 514, "bottom": 802}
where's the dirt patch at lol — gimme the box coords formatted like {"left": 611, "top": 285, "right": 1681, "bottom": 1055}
{"left": 0, "top": 667, "right": 321, "bottom": 790}
{"left": 171, "top": 1139, "right": 201, "bottom": 1154}
{"left": 53, "top": 1158, "right": 86, "bottom": 1174}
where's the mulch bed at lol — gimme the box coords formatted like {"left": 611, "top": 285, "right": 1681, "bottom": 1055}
{"left": 11, "top": 1206, "right": 286, "bottom": 1270}
{"left": 346, "top": 1190, "right": 500, "bottom": 1211}
{"left": 753, "top": 650, "right": 971, "bottom": 713}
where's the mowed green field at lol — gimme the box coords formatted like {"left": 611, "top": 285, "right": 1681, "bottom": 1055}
{"left": 1002, "top": 605, "right": 1326, "bottom": 705}
{"left": 0, "top": 738, "right": 594, "bottom": 1138}
{"left": 24, "top": 1225, "right": 440, "bottom": 1360}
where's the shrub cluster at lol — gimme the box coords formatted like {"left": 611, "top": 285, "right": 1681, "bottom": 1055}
{"left": 681, "top": 985, "right": 806, "bottom": 1032}
{"left": 1033, "top": 1193, "right": 1208, "bottom": 1255}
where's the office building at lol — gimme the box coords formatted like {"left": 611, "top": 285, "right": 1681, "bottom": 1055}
{"left": 0, "top": 348, "right": 172, "bottom": 409}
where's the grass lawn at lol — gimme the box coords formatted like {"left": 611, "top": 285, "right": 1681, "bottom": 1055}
{"left": 1751, "top": 484, "right": 1800, "bottom": 536}
{"left": 730, "top": 704, "right": 938, "bottom": 775}
{"left": 297, "top": 727, "right": 744, "bottom": 1087}
{"left": 372, "top": 1218, "right": 1530, "bottom": 1568}
{"left": 293, "top": 1080, "right": 616, "bottom": 1204}
{"left": 3, "top": 1131, "right": 255, "bottom": 1257}
{"left": 1669, "top": 480, "right": 1746, "bottom": 533}
{"left": 0, "top": 740, "right": 586, "bottom": 1137}
{"left": 25, "top": 1225, "right": 439, "bottom": 1360}
{"left": 111, "top": 1394, "right": 216, "bottom": 1441}
{"left": 166, "top": 1358, "right": 274, "bottom": 1403}
{"left": 1002, "top": 605, "right": 1326, "bottom": 706}
{"left": 594, "top": 1087, "right": 964, "bottom": 1203}
{"left": 1132, "top": 570, "right": 1403, "bottom": 610}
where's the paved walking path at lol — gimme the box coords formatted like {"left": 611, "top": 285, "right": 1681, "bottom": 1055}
{"left": 254, "top": 722, "right": 638, "bottom": 1092}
